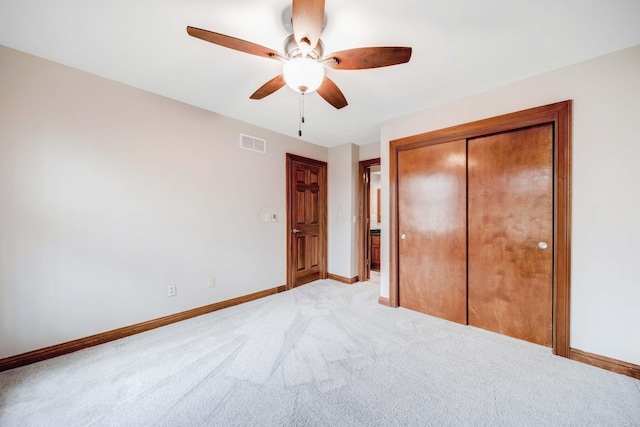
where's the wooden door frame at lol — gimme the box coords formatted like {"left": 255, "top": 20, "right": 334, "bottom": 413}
{"left": 389, "top": 101, "right": 572, "bottom": 357}
{"left": 286, "top": 153, "right": 328, "bottom": 290}
{"left": 358, "top": 158, "right": 381, "bottom": 282}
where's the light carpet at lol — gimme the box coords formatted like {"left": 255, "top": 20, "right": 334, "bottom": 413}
{"left": 1, "top": 279, "right": 639, "bottom": 426}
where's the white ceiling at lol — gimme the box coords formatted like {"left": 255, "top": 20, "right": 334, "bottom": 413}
{"left": 1, "top": 1, "right": 639, "bottom": 147}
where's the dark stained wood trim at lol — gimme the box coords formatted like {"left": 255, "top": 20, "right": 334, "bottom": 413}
{"left": 358, "top": 158, "right": 381, "bottom": 284}
{"left": 276, "top": 285, "right": 288, "bottom": 293}
{"left": 286, "top": 153, "right": 328, "bottom": 290}
{"left": 327, "top": 273, "right": 359, "bottom": 284}
{"left": 554, "top": 102, "right": 573, "bottom": 358}
{"left": 389, "top": 143, "right": 400, "bottom": 308}
{"left": 378, "top": 296, "right": 391, "bottom": 307}
{"left": 570, "top": 348, "right": 640, "bottom": 380}
{"left": 391, "top": 102, "right": 571, "bottom": 149}
{"left": 0, "top": 286, "right": 284, "bottom": 372}
{"left": 389, "top": 100, "right": 572, "bottom": 358}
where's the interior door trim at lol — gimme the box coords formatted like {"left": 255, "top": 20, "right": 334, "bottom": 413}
{"left": 286, "top": 153, "right": 328, "bottom": 290}
{"left": 358, "top": 157, "right": 381, "bottom": 282}
{"left": 389, "top": 100, "right": 572, "bottom": 357}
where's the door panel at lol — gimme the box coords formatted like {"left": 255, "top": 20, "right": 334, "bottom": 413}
{"left": 296, "top": 236, "right": 306, "bottom": 270}
{"left": 288, "top": 155, "right": 327, "bottom": 287}
{"left": 398, "top": 139, "right": 467, "bottom": 324}
{"left": 467, "top": 124, "right": 553, "bottom": 346}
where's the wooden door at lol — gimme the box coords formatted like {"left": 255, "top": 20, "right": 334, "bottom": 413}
{"left": 397, "top": 139, "right": 467, "bottom": 324}
{"left": 390, "top": 101, "right": 571, "bottom": 356}
{"left": 286, "top": 154, "right": 327, "bottom": 288}
{"left": 467, "top": 124, "right": 553, "bottom": 346}
{"left": 370, "top": 235, "right": 380, "bottom": 270}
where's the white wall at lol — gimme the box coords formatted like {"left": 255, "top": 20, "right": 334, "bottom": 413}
{"left": 359, "top": 141, "right": 381, "bottom": 161}
{"left": 370, "top": 173, "right": 381, "bottom": 230}
{"left": 328, "top": 143, "right": 359, "bottom": 279}
{"left": 380, "top": 44, "right": 640, "bottom": 365}
{"left": 0, "top": 45, "right": 327, "bottom": 359}
{"left": 349, "top": 144, "right": 360, "bottom": 277}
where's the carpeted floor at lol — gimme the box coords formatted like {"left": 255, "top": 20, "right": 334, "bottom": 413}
{"left": 1, "top": 279, "right": 639, "bottom": 426}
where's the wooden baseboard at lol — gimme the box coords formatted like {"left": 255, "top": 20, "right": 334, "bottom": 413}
{"left": 570, "top": 348, "right": 640, "bottom": 380}
{"left": 0, "top": 285, "right": 285, "bottom": 372}
{"left": 378, "top": 296, "right": 391, "bottom": 307}
{"left": 327, "top": 273, "right": 359, "bottom": 284}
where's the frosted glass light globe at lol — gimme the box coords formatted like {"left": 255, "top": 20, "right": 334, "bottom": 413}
{"left": 282, "top": 57, "right": 325, "bottom": 94}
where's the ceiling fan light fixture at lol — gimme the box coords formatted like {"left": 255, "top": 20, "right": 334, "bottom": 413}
{"left": 187, "top": 0, "right": 411, "bottom": 109}
{"left": 282, "top": 57, "right": 325, "bottom": 94}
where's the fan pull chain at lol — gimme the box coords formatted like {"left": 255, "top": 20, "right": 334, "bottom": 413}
{"left": 298, "top": 93, "right": 306, "bottom": 137}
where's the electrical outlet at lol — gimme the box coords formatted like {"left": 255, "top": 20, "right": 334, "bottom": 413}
{"left": 168, "top": 284, "right": 176, "bottom": 297}
{"left": 208, "top": 277, "right": 216, "bottom": 288}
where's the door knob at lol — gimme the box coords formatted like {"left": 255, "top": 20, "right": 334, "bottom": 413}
{"left": 401, "top": 233, "right": 407, "bottom": 240}
{"left": 538, "top": 241, "right": 548, "bottom": 249}
{"left": 292, "top": 228, "right": 301, "bottom": 234}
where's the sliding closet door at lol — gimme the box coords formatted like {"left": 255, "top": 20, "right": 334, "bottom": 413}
{"left": 467, "top": 124, "right": 553, "bottom": 346}
{"left": 398, "top": 140, "right": 467, "bottom": 324}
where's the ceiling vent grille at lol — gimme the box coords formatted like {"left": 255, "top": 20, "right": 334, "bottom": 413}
{"left": 239, "top": 133, "right": 267, "bottom": 154}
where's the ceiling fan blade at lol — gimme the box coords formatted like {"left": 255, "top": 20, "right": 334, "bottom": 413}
{"left": 187, "top": 26, "right": 285, "bottom": 61}
{"left": 291, "top": 0, "right": 325, "bottom": 50}
{"left": 323, "top": 47, "right": 412, "bottom": 70}
{"left": 316, "top": 76, "right": 348, "bottom": 109}
{"left": 250, "top": 75, "right": 286, "bottom": 100}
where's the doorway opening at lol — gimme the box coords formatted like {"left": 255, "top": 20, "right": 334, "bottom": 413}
{"left": 358, "top": 157, "right": 381, "bottom": 283}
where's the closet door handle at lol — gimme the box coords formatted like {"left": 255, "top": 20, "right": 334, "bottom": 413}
{"left": 537, "top": 241, "right": 548, "bottom": 249}
{"left": 401, "top": 233, "right": 407, "bottom": 240}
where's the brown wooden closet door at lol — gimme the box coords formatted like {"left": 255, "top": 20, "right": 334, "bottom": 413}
{"left": 398, "top": 139, "right": 467, "bottom": 324}
{"left": 467, "top": 124, "right": 553, "bottom": 346}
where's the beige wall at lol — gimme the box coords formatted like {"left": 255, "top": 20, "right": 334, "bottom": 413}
{"left": 0, "top": 45, "right": 327, "bottom": 359}
{"left": 369, "top": 173, "right": 381, "bottom": 230}
{"left": 358, "top": 141, "right": 380, "bottom": 161}
{"left": 380, "top": 44, "right": 640, "bottom": 365}
{"left": 328, "top": 143, "right": 359, "bottom": 279}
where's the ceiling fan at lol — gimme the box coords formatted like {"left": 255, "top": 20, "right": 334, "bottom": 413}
{"left": 186, "top": 0, "right": 412, "bottom": 109}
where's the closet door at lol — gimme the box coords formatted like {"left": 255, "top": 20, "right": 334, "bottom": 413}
{"left": 398, "top": 140, "right": 467, "bottom": 324}
{"left": 467, "top": 124, "right": 553, "bottom": 346}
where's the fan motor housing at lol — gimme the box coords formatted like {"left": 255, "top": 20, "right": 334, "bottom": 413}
{"left": 284, "top": 34, "right": 324, "bottom": 60}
